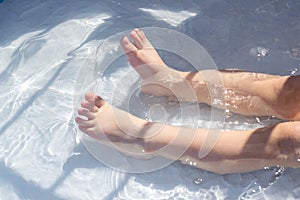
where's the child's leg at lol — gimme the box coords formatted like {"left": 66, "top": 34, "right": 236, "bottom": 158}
{"left": 182, "top": 70, "right": 300, "bottom": 120}
{"left": 121, "top": 29, "right": 300, "bottom": 120}
{"left": 276, "top": 75, "right": 300, "bottom": 120}
{"left": 75, "top": 93, "right": 300, "bottom": 174}
{"left": 179, "top": 121, "right": 300, "bottom": 174}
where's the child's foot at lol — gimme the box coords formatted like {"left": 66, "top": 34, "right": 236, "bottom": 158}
{"left": 120, "top": 28, "right": 168, "bottom": 78}
{"left": 120, "top": 28, "right": 190, "bottom": 98}
{"left": 75, "top": 92, "right": 148, "bottom": 152}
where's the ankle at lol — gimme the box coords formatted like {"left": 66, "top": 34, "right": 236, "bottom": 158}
{"left": 181, "top": 71, "right": 209, "bottom": 103}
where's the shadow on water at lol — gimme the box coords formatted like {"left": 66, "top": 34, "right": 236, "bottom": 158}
{"left": 0, "top": 141, "right": 131, "bottom": 200}
{"left": 0, "top": 59, "right": 70, "bottom": 135}
{"left": 0, "top": 0, "right": 179, "bottom": 48}
{"left": 50, "top": 142, "right": 131, "bottom": 200}
{"left": 0, "top": 0, "right": 180, "bottom": 84}
{"left": 0, "top": 161, "right": 65, "bottom": 200}
{"left": 48, "top": 144, "right": 102, "bottom": 195}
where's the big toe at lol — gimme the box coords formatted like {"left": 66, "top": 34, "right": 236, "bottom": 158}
{"left": 85, "top": 92, "right": 96, "bottom": 102}
{"left": 83, "top": 92, "right": 106, "bottom": 110}
{"left": 94, "top": 95, "right": 106, "bottom": 108}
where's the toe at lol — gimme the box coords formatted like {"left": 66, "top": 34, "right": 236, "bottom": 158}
{"left": 85, "top": 92, "right": 96, "bottom": 102}
{"left": 135, "top": 28, "right": 146, "bottom": 43}
{"left": 138, "top": 29, "right": 152, "bottom": 47}
{"left": 84, "top": 92, "right": 106, "bottom": 109}
{"left": 130, "top": 30, "right": 143, "bottom": 49}
{"left": 94, "top": 95, "right": 106, "bottom": 108}
{"left": 78, "top": 108, "right": 95, "bottom": 120}
{"left": 75, "top": 117, "right": 94, "bottom": 128}
{"left": 120, "top": 36, "right": 137, "bottom": 54}
{"left": 81, "top": 101, "right": 98, "bottom": 112}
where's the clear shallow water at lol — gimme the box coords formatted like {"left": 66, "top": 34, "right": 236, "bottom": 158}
{"left": 1, "top": 0, "right": 300, "bottom": 199}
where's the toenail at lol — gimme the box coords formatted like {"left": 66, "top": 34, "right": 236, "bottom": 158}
{"left": 130, "top": 31, "right": 137, "bottom": 36}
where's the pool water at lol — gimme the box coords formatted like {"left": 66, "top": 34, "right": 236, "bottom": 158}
{"left": 1, "top": 0, "right": 300, "bottom": 199}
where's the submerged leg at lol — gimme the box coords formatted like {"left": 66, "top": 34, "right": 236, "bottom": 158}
{"left": 75, "top": 93, "right": 300, "bottom": 174}
{"left": 120, "top": 28, "right": 300, "bottom": 120}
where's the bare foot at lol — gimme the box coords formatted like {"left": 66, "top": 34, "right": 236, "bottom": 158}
{"left": 120, "top": 28, "right": 168, "bottom": 79}
{"left": 75, "top": 92, "right": 148, "bottom": 152}
{"left": 120, "top": 28, "right": 197, "bottom": 100}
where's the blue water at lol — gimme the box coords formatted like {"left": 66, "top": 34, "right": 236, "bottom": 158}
{"left": 0, "top": 0, "right": 300, "bottom": 199}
